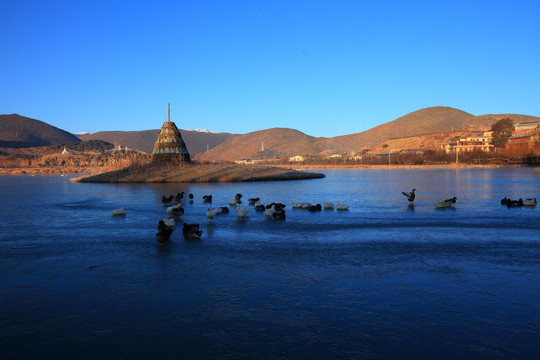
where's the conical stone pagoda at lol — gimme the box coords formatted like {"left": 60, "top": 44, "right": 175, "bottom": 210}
{"left": 151, "top": 104, "right": 191, "bottom": 163}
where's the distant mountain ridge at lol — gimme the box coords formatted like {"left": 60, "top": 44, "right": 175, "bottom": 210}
{"left": 2, "top": 107, "right": 539, "bottom": 161}
{"left": 195, "top": 106, "right": 540, "bottom": 161}
{"left": 0, "top": 114, "right": 81, "bottom": 148}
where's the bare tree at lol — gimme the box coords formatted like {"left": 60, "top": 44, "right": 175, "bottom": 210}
{"left": 491, "top": 118, "right": 514, "bottom": 149}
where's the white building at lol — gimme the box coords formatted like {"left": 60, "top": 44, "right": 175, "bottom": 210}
{"left": 288, "top": 155, "right": 305, "bottom": 162}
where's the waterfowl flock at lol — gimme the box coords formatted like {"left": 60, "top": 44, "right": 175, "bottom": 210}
{"left": 148, "top": 192, "right": 350, "bottom": 244}
{"left": 162, "top": 192, "right": 185, "bottom": 206}
{"left": 501, "top": 197, "right": 537, "bottom": 208}
{"left": 402, "top": 190, "right": 536, "bottom": 210}
{"left": 111, "top": 188, "right": 536, "bottom": 246}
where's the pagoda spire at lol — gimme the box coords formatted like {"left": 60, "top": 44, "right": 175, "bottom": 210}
{"left": 152, "top": 103, "right": 191, "bottom": 163}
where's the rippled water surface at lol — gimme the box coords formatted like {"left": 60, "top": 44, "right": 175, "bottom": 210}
{"left": 1, "top": 168, "right": 539, "bottom": 359}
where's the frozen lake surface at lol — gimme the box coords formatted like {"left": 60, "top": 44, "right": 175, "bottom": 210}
{"left": 1, "top": 167, "right": 539, "bottom": 359}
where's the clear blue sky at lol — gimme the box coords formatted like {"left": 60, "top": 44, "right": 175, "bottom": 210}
{"left": 1, "top": 0, "right": 539, "bottom": 137}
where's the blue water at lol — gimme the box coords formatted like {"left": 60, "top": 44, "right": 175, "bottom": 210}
{"left": 1, "top": 168, "right": 539, "bottom": 359}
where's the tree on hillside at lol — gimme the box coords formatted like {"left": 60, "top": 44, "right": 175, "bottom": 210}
{"left": 491, "top": 118, "right": 514, "bottom": 149}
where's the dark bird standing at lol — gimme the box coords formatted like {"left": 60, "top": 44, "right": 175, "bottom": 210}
{"left": 402, "top": 189, "right": 416, "bottom": 203}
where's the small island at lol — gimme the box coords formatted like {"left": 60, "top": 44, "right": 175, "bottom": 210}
{"left": 72, "top": 104, "right": 324, "bottom": 183}
{"left": 71, "top": 163, "right": 324, "bottom": 183}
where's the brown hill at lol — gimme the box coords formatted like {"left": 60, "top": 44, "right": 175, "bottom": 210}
{"left": 323, "top": 106, "right": 477, "bottom": 153}
{"left": 80, "top": 129, "right": 238, "bottom": 157}
{"left": 0, "top": 114, "right": 81, "bottom": 148}
{"left": 342, "top": 109, "right": 539, "bottom": 152}
{"left": 195, "top": 128, "right": 326, "bottom": 162}
{"left": 194, "top": 106, "right": 540, "bottom": 162}
{"left": 365, "top": 113, "right": 540, "bottom": 154}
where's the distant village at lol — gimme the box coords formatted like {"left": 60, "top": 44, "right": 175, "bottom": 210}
{"left": 440, "top": 121, "right": 540, "bottom": 154}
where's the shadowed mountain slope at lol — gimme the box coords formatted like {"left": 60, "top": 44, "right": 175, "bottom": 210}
{"left": 0, "top": 114, "right": 81, "bottom": 148}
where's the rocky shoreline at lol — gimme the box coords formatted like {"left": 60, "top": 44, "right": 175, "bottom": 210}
{"left": 70, "top": 163, "right": 325, "bottom": 183}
